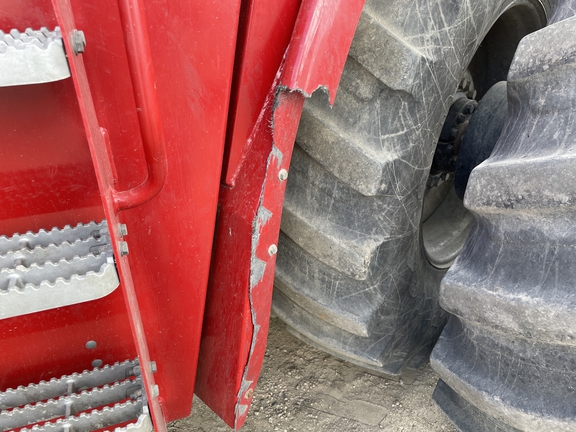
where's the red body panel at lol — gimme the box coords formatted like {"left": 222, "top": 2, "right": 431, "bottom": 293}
{"left": 51, "top": 0, "right": 165, "bottom": 428}
{"left": 0, "top": 0, "right": 240, "bottom": 428}
{"left": 1, "top": 0, "right": 363, "bottom": 428}
{"left": 196, "top": 0, "right": 364, "bottom": 428}
{"left": 223, "top": 0, "right": 302, "bottom": 185}
{"left": 56, "top": 0, "right": 243, "bottom": 424}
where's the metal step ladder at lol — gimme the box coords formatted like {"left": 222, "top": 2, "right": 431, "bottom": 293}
{"left": 0, "top": 221, "right": 120, "bottom": 320}
{"left": 0, "top": 19, "right": 157, "bottom": 431}
{"left": 0, "top": 359, "right": 152, "bottom": 431}
{"left": 0, "top": 27, "right": 71, "bottom": 87}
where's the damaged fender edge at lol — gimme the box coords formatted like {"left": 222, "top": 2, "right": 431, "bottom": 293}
{"left": 195, "top": 0, "right": 365, "bottom": 429}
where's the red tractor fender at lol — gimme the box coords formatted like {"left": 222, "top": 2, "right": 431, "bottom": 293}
{"left": 195, "top": 0, "right": 365, "bottom": 428}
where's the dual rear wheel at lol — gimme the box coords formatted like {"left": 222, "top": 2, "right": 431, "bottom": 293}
{"left": 274, "top": 0, "right": 576, "bottom": 429}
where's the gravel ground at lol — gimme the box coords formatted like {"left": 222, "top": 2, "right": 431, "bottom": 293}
{"left": 169, "top": 318, "right": 456, "bottom": 432}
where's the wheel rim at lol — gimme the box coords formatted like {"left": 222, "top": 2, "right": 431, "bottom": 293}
{"left": 422, "top": 1, "right": 546, "bottom": 269}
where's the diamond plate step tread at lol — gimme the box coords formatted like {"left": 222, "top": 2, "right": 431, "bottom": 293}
{"left": 0, "top": 27, "right": 71, "bottom": 87}
{"left": 22, "top": 399, "right": 144, "bottom": 432}
{"left": 0, "top": 221, "right": 119, "bottom": 319}
{"left": 0, "top": 237, "right": 110, "bottom": 270}
{"left": 0, "top": 222, "right": 104, "bottom": 255}
{"left": 0, "top": 359, "right": 139, "bottom": 410}
{"left": 0, "top": 378, "right": 143, "bottom": 430}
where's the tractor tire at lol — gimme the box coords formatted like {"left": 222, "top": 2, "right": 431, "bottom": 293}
{"left": 273, "top": 0, "right": 547, "bottom": 375}
{"left": 430, "top": 7, "right": 576, "bottom": 432}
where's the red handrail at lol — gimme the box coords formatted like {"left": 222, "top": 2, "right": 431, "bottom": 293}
{"left": 113, "top": 0, "right": 167, "bottom": 211}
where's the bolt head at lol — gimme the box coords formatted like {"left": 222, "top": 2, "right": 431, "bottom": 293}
{"left": 71, "top": 30, "right": 86, "bottom": 55}
{"left": 119, "top": 241, "right": 129, "bottom": 256}
{"left": 278, "top": 169, "right": 288, "bottom": 181}
{"left": 268, "top": 244, "right": 278, "bottom": 256}
{"left": 464, "top": 104, "right": 476, "bottom": 115}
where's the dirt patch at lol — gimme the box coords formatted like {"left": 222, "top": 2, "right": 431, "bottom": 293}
{"left": 169, "top": 318, "right": 456, "bottom": 431}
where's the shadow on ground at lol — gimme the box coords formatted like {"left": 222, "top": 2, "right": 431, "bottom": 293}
{"left": 169, "top": 318, "right": 456, "bottom": 432}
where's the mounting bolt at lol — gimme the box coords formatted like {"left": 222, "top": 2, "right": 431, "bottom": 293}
{"left": 71, "top": 30, "right": 86, "bottom": 55}
{"left": 278, "top": 169, "right": 288, "bottom": 181}
{"left": 463, "top": 103, "right": 477, "bottom": 115}
{"left": 152, "top": 385, "right": 160, "bottom": 397}
{"left": 268, "top": 244, "right": 278, "bottom": 256}
{"left": 119, "top": 241, "right": 129, "bottom": 256}
{"left": 150, "top": 361, "right": 158, "bottom": 374}
{"left": 119, "top": 224, "right": 128, "bottom": 237}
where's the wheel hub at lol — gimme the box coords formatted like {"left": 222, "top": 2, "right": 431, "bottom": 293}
{"left": 454, "top": 81, "right": 508, "bottom": 199}
{"left": 423, "top": 81, "right": 507, "bottom": 269}
{"left": 429, "top": 94, "right": 478, "bottom": 187}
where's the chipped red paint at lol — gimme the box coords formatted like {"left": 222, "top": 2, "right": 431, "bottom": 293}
{"left": 195, "top": 0, "right": 364, "bottom": 428}
{"left": 196, "top": 88, "right": 305, "bottom": 429}
{"left": 281, "top": 0, "right": 365, "bottom": 103}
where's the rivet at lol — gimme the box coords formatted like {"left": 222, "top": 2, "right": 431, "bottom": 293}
{"left": 245, "top": 388, "right": 254, "bottom": 399}
{"left": 268, "top": 244, "right": 278, "bottom": 256}
{"left": 278, "top": 169, "right": 288, "bottom": 181}
{"left": 85, "top": 340, "right": 97, "bottom": 350}
{"left": 92, "top": 359, "right": 103, "bottom": 368}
